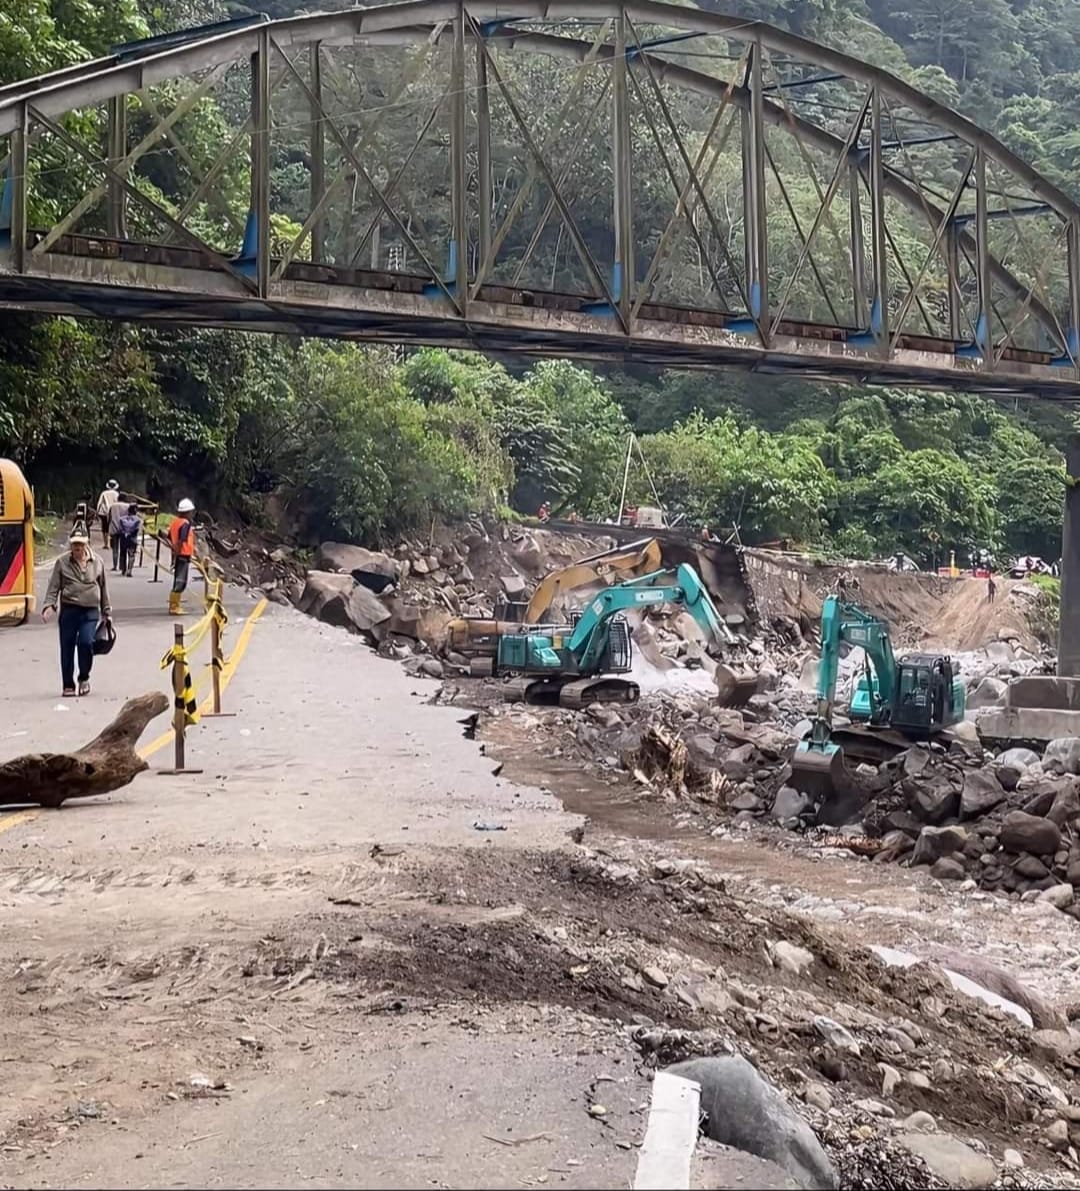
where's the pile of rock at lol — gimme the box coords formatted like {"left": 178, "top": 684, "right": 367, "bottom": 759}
{"left": 846, "top": 740, "right": 1080, "bottom": 910}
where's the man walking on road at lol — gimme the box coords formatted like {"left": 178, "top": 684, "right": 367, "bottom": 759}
{"left": 167, "top": 498, "right": 197, "bottom": 615}
{"left": 95, "top": 479, "right": 119, "bottom": 548}
{"left": 987, "top": 573, "right": 997, "bottom": 604}
{"left": 42, "top": 521, "right": 112, "bottom": 698}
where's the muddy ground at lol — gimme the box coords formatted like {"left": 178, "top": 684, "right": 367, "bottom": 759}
{"left": 1, "top": 537, "right": 1075, "bottom": 1189}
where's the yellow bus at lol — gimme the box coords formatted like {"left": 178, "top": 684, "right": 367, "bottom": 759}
{"left": 0, "top": 458, "right": 34, "bottom": 625}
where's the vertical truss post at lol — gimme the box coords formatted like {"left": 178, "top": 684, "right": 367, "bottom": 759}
{"left": 974, "top": 147, "right": 991, "bottom": 365}
{"left": 848, "top": 162, "right": 866, "bottom": 327}
{"left": 868, "top": 88, "right": 888, "bottom": 349}
{"left": 1068, "top": 217, "right": 1080, "bottom": 376}
{"left": 310, "top": 41, "right": 325, "bottom": 265}
{"left": 106, "top": 95, "right": 127, "bottom": 239}
{"left": 476, "top": 34, "right": 492, "bottom": 271}
{"left": 249, "top": 25, "right": 271, "bottom": 297}
{"left": 945, "top": 224, "right": 961, "bottom": 341}
{"left": 744, "top": 39, "right": 769, "bottom": 339}
{"left": 6, "top": 103, "right": 27, "bottom": 271}
{"left": 612, "top": 9, "right": 634, "bottom": 322}
{"left": 450, "top": 4, "right": 468, "bottom": 306}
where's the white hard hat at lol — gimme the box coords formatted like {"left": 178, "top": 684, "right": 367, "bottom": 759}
{"left": 177, "top": 498, "right": 195, "bottom": 513}
{"left": 106, "top": 479, "right": 119, "bottom": 489}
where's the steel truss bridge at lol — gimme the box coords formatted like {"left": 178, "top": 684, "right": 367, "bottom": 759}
{"left": 2, "top": 0, "right": 1080, "bottom": 398}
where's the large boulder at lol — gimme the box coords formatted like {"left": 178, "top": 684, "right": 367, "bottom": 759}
{"left": 298, "top": 571, "right": 392, "bottom": 637}
{"left": 911, "top": 825, "right": 968, "bottom": 867}
{"left": 379, "top": 597, "right": 451, "bottom": 648}
{"left": 315, "top": 542, "right": 398, "bottom": 580}
{"left": 896, "top": 1132, "right": 997, "bottom": 1190}
{"left": 1000, "top": 746, "right": 1041, "bottom": 771}
{"left": 959, "top": 769, "right": 1005, "bottom": 819}
{"left": 968, "top": 676, "right": 1008, "bottom": 708}
{"left": 904, "top": 770, "right": 962, "bottom": 824}
{"left": 999, "top": 810, "right": 1062, "bottom": 856}
{"left": 1044, "top": 737, "right": 1080, "bottom": 775}
{"left": 297, "top": 571, "right": 355, "bottom": 626}
{"left": 667, "top": 1056, "right": 838, "bottom": 1190}
{"left": 772, "top": 786, "right": 813, "bottom": 823}
{"left": 928, "top": 948, "right": 1067, "bottom": 1029}
{"left": 1048, "top": 779, "right": 1080, "bottom": 828}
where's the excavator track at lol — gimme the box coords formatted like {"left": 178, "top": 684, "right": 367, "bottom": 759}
{"left": 501, "top": 675, "right": 642, "bottom": 707}
{"left": 558, "top": 677, "right": 640, "bottom": 709}
{"left": 502, "top": 676, "right": 561, "bottom": 705}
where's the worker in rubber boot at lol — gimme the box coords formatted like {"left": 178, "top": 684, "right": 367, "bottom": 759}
{"left": 167, "top": 498, "right": 197, "bottom": 615}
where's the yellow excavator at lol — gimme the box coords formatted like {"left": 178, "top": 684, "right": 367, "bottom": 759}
{"left": 447, "top": 538, "right": 664, "bottom": 655}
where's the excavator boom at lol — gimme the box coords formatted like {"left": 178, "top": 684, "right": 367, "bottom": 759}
{"left": 523, "top": 537, "right": 663, "bottom": 623}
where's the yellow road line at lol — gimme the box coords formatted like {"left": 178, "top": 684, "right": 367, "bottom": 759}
{"left": 0, "top": 809, "right": 41, "bottom": 836}
{"left": 139, "top": 596, "right": 268, "bottom": 761}
{"left": 0, "top": 598, "right": 268, "bottom": 842}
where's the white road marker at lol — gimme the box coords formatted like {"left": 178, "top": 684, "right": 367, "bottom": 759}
{"left": 633, "top": 1072, "right": 701, "bottom": 1191}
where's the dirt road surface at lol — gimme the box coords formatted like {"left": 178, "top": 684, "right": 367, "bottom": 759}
{"left": 1, "top": 559, "right": 1077, "bottom": 1188}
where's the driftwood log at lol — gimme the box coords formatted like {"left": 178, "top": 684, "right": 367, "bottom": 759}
{"left": 0, "top": 692, "right": 169, "bottom": 808}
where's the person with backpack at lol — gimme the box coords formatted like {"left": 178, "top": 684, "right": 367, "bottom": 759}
{"left": 118, "top": 503, "right": 141, "bottom": 577}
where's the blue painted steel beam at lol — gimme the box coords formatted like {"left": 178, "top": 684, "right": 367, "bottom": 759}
{"left": 111, "top": 14, "right": 268, "bottom": 59}
{"left": 950, "top": 203, "right": 1052, "bottom": 225}
{"left": 764, "top": 72, "right": 845, "bottom": 91}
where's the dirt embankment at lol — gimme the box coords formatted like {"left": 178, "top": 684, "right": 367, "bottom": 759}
{"left": 743, "top": 549, "right": 1043, "bottom": 653}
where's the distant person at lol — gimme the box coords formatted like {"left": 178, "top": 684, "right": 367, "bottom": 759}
{"left": 106, "top": 491, "right": 131, "bottom": 571}
{"left": 95, "top": 479, "right": 119, "bottom": 548}
{"left": 987, "top": 574, "right": 997, "bottom": 604}
{"left": 537, "top": 501, "right": 551, "bottom": 523}
{"left": 118, "top": 503, "right": 141, "bottom": 577}
{"left": 166, "top": 497, "right": 197, "bottom": 615}
{"left": 41, "top": 521, "right": 112, "bottom": 698}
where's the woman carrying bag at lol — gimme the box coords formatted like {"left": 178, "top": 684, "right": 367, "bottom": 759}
{"left": 42, "top": 520, "right": 113, "bottom": 698}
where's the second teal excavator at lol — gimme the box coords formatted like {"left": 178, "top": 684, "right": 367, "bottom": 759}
{"left": 494, "top": 562, "right": 730, "bottom": 708}
{"left": 791, "top": 595, "right": 966, "bottom": 814}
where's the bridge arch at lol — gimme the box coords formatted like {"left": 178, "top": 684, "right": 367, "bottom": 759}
{"left": 0, "top": 0, "right": 1077, "bottom": 397}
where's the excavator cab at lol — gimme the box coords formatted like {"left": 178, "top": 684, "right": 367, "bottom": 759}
{"left": 891, "top": 653, "right": 963, "bottom": 735}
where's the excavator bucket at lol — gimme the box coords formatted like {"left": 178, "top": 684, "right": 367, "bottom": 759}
{"left": 714, "top": 664, "right": 761, "bottom": 708}
{"left": 789, "top": 742, "right": 868, "bottom": 825}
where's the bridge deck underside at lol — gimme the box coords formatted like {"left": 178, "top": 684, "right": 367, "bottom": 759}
{"left": 6, "top": 236, "right": 1074, "bottom": 398}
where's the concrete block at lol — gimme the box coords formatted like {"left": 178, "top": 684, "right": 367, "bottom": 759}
{"left": 978, "top": 706, "right": 1080, "bottom": 745}
{"left": 1004, "top": 676, "right": 1080, "bottom": 711}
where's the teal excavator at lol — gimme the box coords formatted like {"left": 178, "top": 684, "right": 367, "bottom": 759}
{"left": 495, "top": 563, "right": 730, "bottom": 708}
{"left": 791, "top": 595, "right": 966, "bottom": 807}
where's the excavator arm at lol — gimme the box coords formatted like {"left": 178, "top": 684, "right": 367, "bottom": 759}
{"left": 567, "top": 564, "right": 729, "bottom": 671}
{"left": 809, "top": 596, "right": 899, "bottom": 744}
{"left": 523, "top": 538, "right": 663, "bottom": 623}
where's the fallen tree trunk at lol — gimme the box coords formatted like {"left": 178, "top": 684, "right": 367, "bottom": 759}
{"left": 0, "top": 692, "right": 169, "bottom": 808}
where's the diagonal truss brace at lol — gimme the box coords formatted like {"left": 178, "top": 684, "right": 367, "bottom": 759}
{"left": 468, "top": 13, "right": 622, "bottom": 326}
{"left": 272, "top": 37, "right": 459, "bottom": 311}
{"left": 29, "top": 107, "right": 256, "bottom": 291}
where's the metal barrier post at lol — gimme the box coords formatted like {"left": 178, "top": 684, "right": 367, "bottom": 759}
{"left": 202, "top": 579, "right": 236, "bottom": 719}
{"left": 171, "top": 622, "right": 186, "bottom": 771}
{"left": 150, "top": 535, "right": 164, "bottom": 583}
{"left": 159, "top": 622, "right": 204, "bottom": 775}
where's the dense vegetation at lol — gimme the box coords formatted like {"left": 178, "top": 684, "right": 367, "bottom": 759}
{"left": 0, "top": 0, "right": 1075, "bottom": 565}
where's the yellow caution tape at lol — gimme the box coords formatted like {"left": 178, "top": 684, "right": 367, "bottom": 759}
{"left": 159, "top": 642, "right": 201, "bottom": 725}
